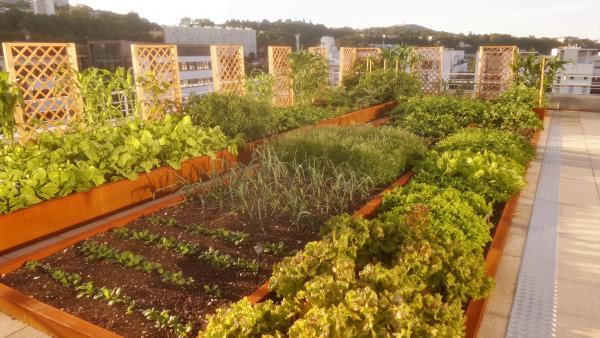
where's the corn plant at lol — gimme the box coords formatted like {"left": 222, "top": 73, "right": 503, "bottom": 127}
{"left": 67, "top": 67, "right": 136, "bottom": 125}
{"left": 0, "top": 71, "right": 22, "bottom": 140}
{"left": 289, "top": 50, "right": 328, "bottom": 105}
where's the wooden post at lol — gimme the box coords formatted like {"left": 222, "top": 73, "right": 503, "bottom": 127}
{"left": 131, "top": 44, "right": 182, "bottom": 119}
{"left": 539, "top": 57, "right": 547, "bottom": 108}
{"left": 268, "top": 46, "right": 293, "bottom": 107}
{"left": 2, "top": 42, "right": 83, "bottom": 141}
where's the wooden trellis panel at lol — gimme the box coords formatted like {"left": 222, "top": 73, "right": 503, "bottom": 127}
{"left": 210, "top": 45, "right": 246, "bottom": 96}
{"left": 308, "top": 47, "right": 328, "bottom": 59}
{"left": 338, "top": 47, "right": 381, "bottom": 85}
{"left": 476, "top": 46, "right": 517, "bottom": 99}
{"left": 268, "top": 46, "right": 293, "bottom": 107}
{"left": 131, "top": 44, "right": 182, "bottom": 119}
{"left": 413, "top": 47, "right": 443, "bottom": 95}
{"left": 2, "top": 42, "right": 82, "bottom": 138}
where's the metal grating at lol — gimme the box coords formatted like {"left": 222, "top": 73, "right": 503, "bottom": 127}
{"left": 506, "top": 113, "right": 561, "bottom": 338}
{"left": 131, "top": 44, "right": 182, "bottom": 119}
{"left": 2, "top": 42, "right": 82, "bottom": 139}
{"left": 268, "top": 46, "right": 294, "bottom": 107}
{"left": 308, "top": 47, "right": 328, "bottom": 59}
{"left": 338, "top": 47, "right": 381, "bottom": 86}
{"left": 413, "top": 47, "right": 443, "bottom": 95}
{"left": 210, "top": 45, "right": 246, "bottom": 96}
{"left": 476, "top": 46, "right": 517, "bottom": 99}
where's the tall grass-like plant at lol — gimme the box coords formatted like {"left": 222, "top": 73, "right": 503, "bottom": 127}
{"left": 0, "top": 71, "right": 22, "bottom": 140}
{"left": 197, "top": 147, "right": 375, "bottom": 228}
{"left": 511, "top": 54, "right": 568, "bottom": 107}
{"left": 185, "top": 93, "right": 276, "bottom": 141}
{"left": 271, "top": 125, "right": 426, "bottom": 187}
{"left": 289, "top": 50, "right": 329, "bottom": 105}
{"left": 349, "top": 69, "right": 421, "bottom": 108}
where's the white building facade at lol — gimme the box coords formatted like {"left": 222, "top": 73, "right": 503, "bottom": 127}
{"left": 30, "top": 0, "right": 55, "bottom": 15}
{"left": 163, "top": 26, "right": 257, "bottom": 58}
{"left": 551, "top": 46, "right": 600, "bottom": 95}
{"left": 176, "top": 45, "right": 214, "bottom": 99}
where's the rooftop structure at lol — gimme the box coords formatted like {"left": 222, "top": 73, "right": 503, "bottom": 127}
{"left": 163, "top": 26, "right": 257, "bottom": 58}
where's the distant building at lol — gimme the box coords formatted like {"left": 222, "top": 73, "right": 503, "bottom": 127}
{"left": 163, "top": 26, "right": 257, "bottom": 58}
{"left": 88, "top": 40, "right": 134, "bottom": 71}
{"left": 176, "top": 44, "right": 213, "bottom": 98}
{"left": 551, "top": 46, "right": 600, "bottom": 95}
{"left": 54, "top": 0, "right": 67, "bottom": 8}
{"left": 318, "top": 36, "right": 340, "bottom": 85}
{"left": 0, "top": 0, "right": 32, "bottom": 13}
{"left": 30, "top": 0, "right": 55, "bottom": 15}
{"left": 87, "top": 40, "right": 214, "bottom": 98}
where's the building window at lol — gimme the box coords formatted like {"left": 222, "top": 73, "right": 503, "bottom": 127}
{"left": 179, "top": 61, "right": 211, "bottom": 72}
{"left": 584, "top": 76, "right": 588, "bottom": 80}
{"left": 570, "top": 76, "right": 575, "bottom": 80}
{"left": 181, "top": 77, "right": 213, "bottom": 88}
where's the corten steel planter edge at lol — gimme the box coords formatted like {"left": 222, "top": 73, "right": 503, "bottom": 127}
{"left": 0, "top": 284, "right": 122, "bottom": 338}
{"left": 246, "top": 170, "right": 415, "bottom": 305}
{"left": 464, "top": 128, "right": 542, "bottom": 338}
{"left": 0, "top": 102, "right": 399, "bottom": 338}
{"left": 0, "top": 150, "right": 237, "bottom": 254}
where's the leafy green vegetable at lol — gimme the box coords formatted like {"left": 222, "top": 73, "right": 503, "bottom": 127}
{"left": 413, "top": 149, "right": 526, "bottom": 203}
{"left": 435, "top": 128, "right": 535, "bottom": 165}
{"left": 0, "top": 115, "right": 234, "bottom": 214}
{"left": 391, "top": 95, "right": 487, "bottom": 140}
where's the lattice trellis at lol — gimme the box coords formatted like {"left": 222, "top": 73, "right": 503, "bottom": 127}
{"left": 210, "top": 45, "right": 246, "bottom": 96}
{"left": 476, "top": 46, "right": 517, "bottom": 99}
{"left": 131, "top": 44, "right": 182, "bottom": 119}
{"left": 2, "top": 42, "right": 82, "bottom": 138}
{"left": 413, "top": 47, "right": 443, "bottom": 95}
{"left": 339, "top": 47, "right": 381, "bottom": 86}
{"left": 268, "top": 46, "right": 293, "bottom": 107}
{"left": 308, "top": 47, "right": 328, "bottom": 60}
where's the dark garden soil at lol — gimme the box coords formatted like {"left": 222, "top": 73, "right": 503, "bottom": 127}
{"left": 1, "top": 202, "right": 322, "bottom": 338}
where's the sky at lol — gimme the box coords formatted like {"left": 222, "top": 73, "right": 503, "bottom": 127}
{"left": 69, "top": 0, "right": 600, "bottom": 40}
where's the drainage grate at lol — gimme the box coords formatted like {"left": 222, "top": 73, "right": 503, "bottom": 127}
{"left": 506, "top": 114, "right": 561, "bottom": 338}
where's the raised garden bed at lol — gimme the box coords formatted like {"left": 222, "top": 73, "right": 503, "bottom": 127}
{"left": 0, "top": 102, "right": 397, "bottom": 255}
{"left": 0, "top": 171, "right": 412, "bottom": 338}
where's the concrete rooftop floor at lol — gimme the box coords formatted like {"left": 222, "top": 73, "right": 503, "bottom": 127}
{"left": 479, "top": 110, "right": 600, "bottom": 338}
